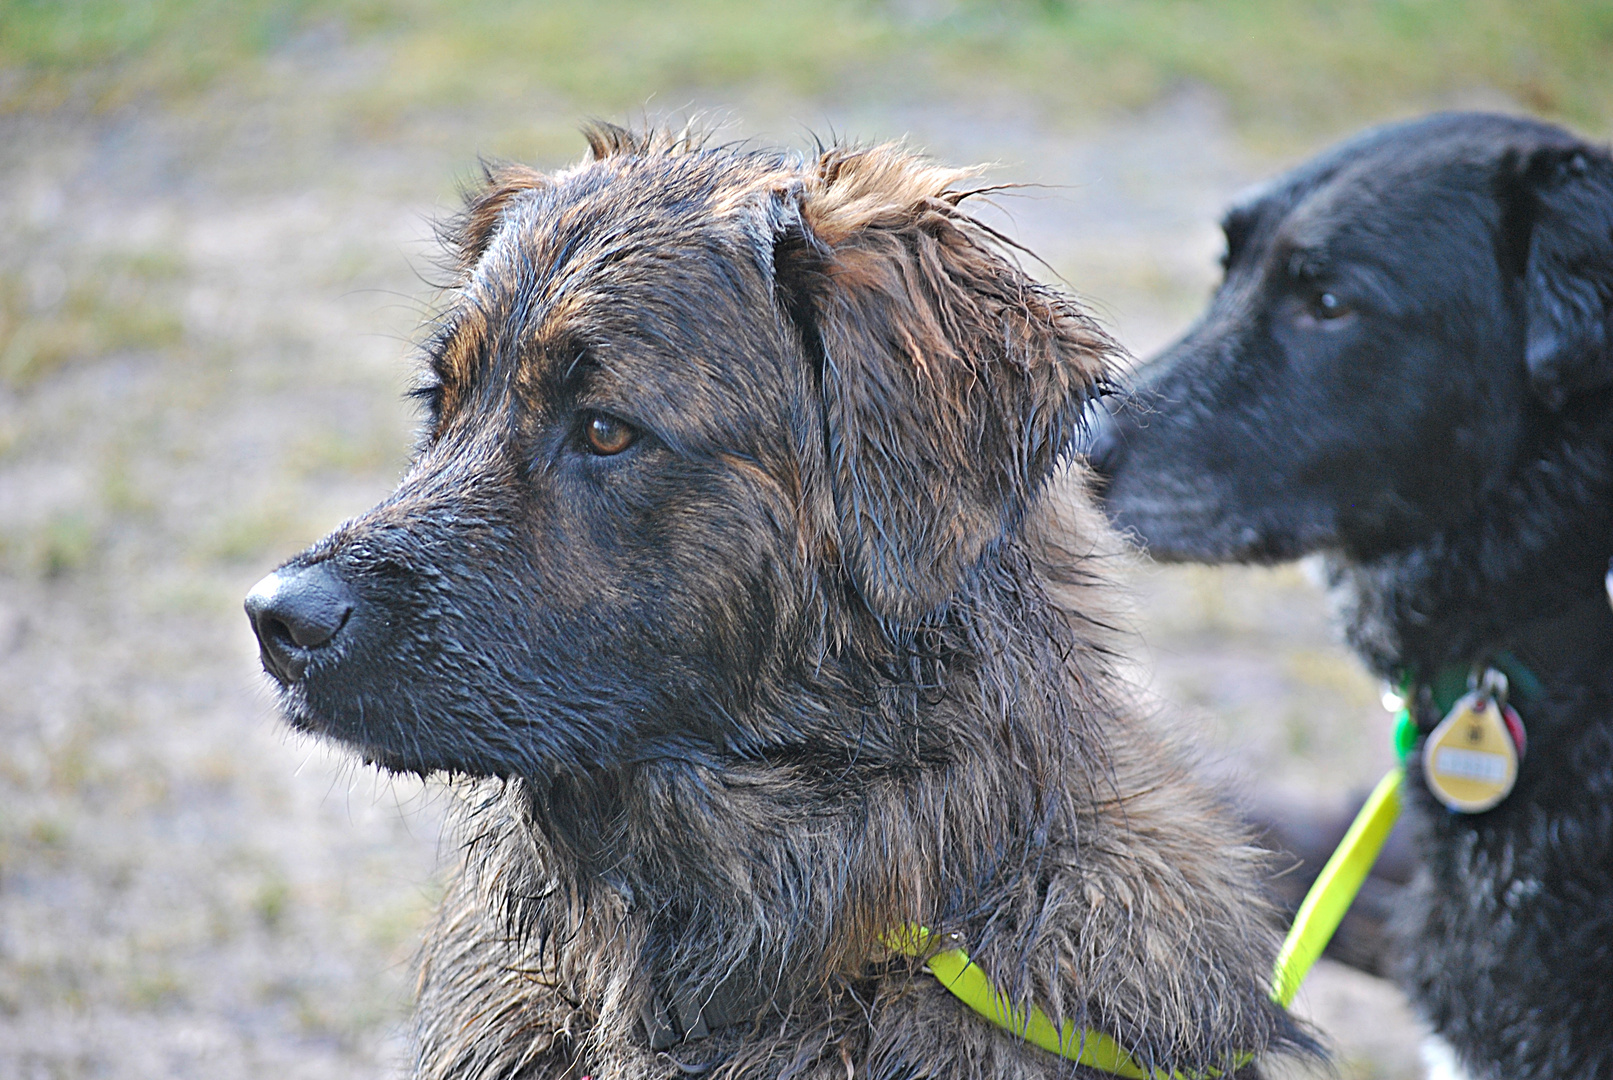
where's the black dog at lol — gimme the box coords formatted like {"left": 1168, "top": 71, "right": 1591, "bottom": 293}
{"left": 244, "top": 128, "right": 1303, "bottom": 1080}
{"left": 1090, "top": 112, "right": 1613, "bottom": 1080}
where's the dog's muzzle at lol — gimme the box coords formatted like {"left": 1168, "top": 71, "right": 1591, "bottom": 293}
{"left": 245, "top": 562, "right": 355, "bottom": 685}
{"left": 1077, "top": 399, "right": 1124, "bottom": 495}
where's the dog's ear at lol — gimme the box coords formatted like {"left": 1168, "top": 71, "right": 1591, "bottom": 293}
{"left": 448, "top": 164, "right": 550, "bottom": 274}
{"left": 1501, "top": 143, "right": 1613, "bottom": 409}
{"left": 770, "top": 146, "right": 1114, "bottom": 621}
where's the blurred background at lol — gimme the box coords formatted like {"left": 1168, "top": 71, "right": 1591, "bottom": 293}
{"left": 2, "top": 2, "right": 1610, "bottom": 1077}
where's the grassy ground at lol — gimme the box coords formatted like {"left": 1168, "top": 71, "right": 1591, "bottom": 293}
{"left": 1, "top": 3, "right": 1608, "bottom": 1078}
{"left": 7, "top": 0, "right": 1613, "bottom": 134}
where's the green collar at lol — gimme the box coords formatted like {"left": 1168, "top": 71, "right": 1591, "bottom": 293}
{"left": 1411, "top": 650, "right": 1543, "bottom": 716}
{"left": 1392, "top": 650, "right": 1541, "bottom": 761}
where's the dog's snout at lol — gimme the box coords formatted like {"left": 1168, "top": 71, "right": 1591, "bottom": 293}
{"left": 245, "top": 563, "right": 355, "bottom": 684}
{"left": 1080, "top": 403, "right": 1126, "bottom": 492}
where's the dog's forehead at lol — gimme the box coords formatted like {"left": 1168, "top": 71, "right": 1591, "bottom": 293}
{"left": 432, "top": 151, "right": 807, "bottom": 433}
{"left": 1239, "top": 115, "right": 1583, "bottom": 263}
{"left": 479, "top": 155, "right": 790, "bottom": 308}
{"left": 1221, "top": 144, "right": 1507, "bottom": 293}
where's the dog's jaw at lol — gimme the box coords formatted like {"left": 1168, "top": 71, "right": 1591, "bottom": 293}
{"left": 1102, "top": 483, "right": 1328, "bottom": 565}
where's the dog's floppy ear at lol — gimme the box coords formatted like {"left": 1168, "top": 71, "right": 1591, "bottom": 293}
{"left": 770, "top": 146, "right": 1114, "bottom": 621}
{"left": 1503, "top": 142, "right": 1613, "bottom": 409}
{"left": 447, "top": 164, "right": 550, "bottom": 274}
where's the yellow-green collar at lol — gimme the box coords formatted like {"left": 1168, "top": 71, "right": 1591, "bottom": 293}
{"left": 887, "top": 767, "right": 1404, "bottom": 1078}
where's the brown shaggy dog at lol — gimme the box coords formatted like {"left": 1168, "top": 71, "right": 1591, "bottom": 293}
{"left": 244, "top": 127, "right": 1302, "bottom": 1080}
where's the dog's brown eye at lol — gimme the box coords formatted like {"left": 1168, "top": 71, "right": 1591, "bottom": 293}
{"left": 583, "top": 413, "right": 637, "bottom": 456}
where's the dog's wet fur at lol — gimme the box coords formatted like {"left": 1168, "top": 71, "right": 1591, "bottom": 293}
{"left": 1092, "top": 112, "right": 1613, "bottom": 1080}
{"left": 245, "top": 127, "right": 1306, "bottom": 1080}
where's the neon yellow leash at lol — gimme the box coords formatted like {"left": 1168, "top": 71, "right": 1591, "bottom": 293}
{"left": 887, "top": 766, "right": 1405, "bottom": 1077}
{"left": 1271, "top": 766, "right": 1402, "bottom": 1007}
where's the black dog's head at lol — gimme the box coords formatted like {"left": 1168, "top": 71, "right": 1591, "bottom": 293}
{"left": 1092, "top": 112, "right": 1613, "bottom": 564}
{"left": 245, "top": 128, "right": 1110, "bottom": 781}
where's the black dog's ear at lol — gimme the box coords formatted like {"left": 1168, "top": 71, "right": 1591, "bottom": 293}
{"left": 1502, "top": 143, "right": 1613, "bottom": 409}
{"left": 771, "top": 146, "right": 1115, "bottom": 622}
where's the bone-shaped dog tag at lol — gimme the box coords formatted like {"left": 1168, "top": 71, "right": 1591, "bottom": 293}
{"left": 1421, "top": 689, "right": 1521, "bottom": 813}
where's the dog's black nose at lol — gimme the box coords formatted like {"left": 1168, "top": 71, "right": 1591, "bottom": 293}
{"left": 245, "top": 563, "right": 355, "bottom": 684}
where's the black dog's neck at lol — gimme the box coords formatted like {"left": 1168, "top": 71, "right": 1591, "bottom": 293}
{"left": 1331, "top": 541, "right": 1613, "bottom": 712}
{"left": 1505, "top": 594, "right": 1613, "bottom": 686}
{"left": 1329, "top": 401, "right": 1613, "bottom": 697}
{"left": 1396, "top": 594, "right": 1613, "bottom": 725}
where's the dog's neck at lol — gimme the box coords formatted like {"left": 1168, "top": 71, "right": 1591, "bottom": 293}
{"left": 494, "top": 536, "right": 1101, "bottom": 1003}
{"left": 425, "top": 523, "right": 1296, "bottom": 1072}
{"left": 1326, "top": 400, "right": 1613, "bottom": 693}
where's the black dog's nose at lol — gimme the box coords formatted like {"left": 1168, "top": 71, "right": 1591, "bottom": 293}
{"left": 245, "top": 563, "right": 355, "bottom": 685}
{"left": 1080, "top": 400, "right": 1126, "bottom": 493}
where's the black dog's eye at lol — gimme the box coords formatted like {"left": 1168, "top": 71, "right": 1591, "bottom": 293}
{"left": 1308, "top": 290, "right": 1352, "bottom": 321}
{"left": 582, "top": 412, "right": 638, "bottom": 456}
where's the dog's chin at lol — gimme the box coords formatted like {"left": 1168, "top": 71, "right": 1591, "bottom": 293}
{"left": 271, "top": 692, "right": 422, "bottom": 775}
{"left": 354, "top": 744, "right": 439, "bottom": 778}
{"left": 268, "top": 681, "right": 519, "bottom": 780}
{"left": 1109, "top": 502, "right": 1323, "bottom": 566}
{"left": 1100, "top": 467, "right": 1351, "bottom": 564}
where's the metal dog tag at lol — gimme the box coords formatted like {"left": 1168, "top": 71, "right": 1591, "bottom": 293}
{"left": 1421, "top": 672, "right": 1522, "bottom": 813}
